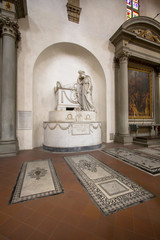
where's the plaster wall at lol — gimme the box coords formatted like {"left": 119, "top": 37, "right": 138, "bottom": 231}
{"left": 141, "top": 0, "right": 160, "bottom": 21}
{"left": 16, "top": 0, "right": 160, "bottom": 149}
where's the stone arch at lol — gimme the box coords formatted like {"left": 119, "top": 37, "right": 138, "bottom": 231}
{"left": 33, "top": 42, "right": 106, "bottom": 148}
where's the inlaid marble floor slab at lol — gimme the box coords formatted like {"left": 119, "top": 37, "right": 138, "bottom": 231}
{"left": 64, "top": 154, "right": 155, "bottom": 216}
{"left": 102, "top": 148, "right": 160, "bottom": 175}
{"left": 9, "top": 159, "right": 63, "bottom": 204}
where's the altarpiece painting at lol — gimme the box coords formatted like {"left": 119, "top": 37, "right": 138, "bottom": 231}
{"left": 128, "top": 67, "right": 152, "bottom": 119}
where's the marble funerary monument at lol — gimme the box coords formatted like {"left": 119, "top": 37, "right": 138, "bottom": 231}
{"left": 43, "top": 71, "right": 102, "bottom": 152}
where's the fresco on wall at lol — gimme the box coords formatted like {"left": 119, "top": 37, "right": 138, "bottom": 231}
{"left": 128, "top": 68, "right": 152, "bottom": 119}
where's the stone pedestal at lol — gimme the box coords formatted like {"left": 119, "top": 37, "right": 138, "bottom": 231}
{"left": 44, "top": 110, "right": 101, "bottom": 152}
{"left": 43, "top": 121, "right": 102, "bottom": 152}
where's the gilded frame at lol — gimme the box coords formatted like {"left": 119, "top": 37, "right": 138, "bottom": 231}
{"left": 128, "top": 66, "right": 153, "bottom": 119}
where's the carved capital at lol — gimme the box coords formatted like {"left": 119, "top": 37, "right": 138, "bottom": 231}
{"left": 118, "top": 51, "right": 129, "bottom": 63}
{"left": 0, "top": 16, "right": 21, "bottom": 42}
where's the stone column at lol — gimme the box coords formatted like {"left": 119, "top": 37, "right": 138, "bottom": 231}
{"left": 0, "top": 17, "right": 20, "bottom": 156}
{"left": 114, "top": 57, "right": 120, "bottom": 135}
{"left": 157, "top": 68, "right": 160, "bottom": 124}
{"left": 0, "top": 36, "right": 2, "bottom": 139}
{"left": 115, "top": 52, "right": 132, "bottom": 144}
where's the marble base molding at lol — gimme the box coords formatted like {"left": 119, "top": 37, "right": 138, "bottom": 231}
{"left": 114, "top": 133, "right": 133, "bottom": 144}
{"left": 0, "top": 140, "right": 19, "bottom": 156}
{"left": 43, "top": 143, "right": 102, "bottom": 153}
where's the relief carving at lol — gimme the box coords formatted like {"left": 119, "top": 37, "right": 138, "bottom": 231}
{"left": 132, "top": 29, "right": 160, "bottom": 44}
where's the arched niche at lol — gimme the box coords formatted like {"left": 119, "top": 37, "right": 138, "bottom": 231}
{"left": 110, "top": 16, "right": 160, "bottom": 144}
{"left": 33, "top": 42, "right": 106, "bottom": 148}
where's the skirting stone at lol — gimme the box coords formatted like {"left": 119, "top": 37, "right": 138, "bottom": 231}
{"left": 43, "top": 143, "right": 102, "bottom": 152}
{"left": 0, "top": 140, "right": 19, "bottom": 156}
{"left": 114, "top": 134, "right": 133, "bottom": 144}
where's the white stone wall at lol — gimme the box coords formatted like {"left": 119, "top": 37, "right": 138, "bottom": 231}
{"left": 16, "top": 0, "right": 160, "bottom": 150}
{"left": 140, "top": 0, "right": 160, "bottom": 20}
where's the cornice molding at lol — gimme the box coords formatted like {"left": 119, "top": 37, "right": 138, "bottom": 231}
{"left": 110, "top": 16, "right": 160, "bottom": 48}
{"left": 5, "top": 0, "right": 27, "bottom": 19}
{"left": 110, "top": 16, "right": 160, "bottom": 67}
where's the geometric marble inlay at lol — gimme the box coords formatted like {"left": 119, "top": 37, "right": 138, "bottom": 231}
{"left": 64, "top": 154, "right": 155, "bottom": 215}
{"left": 98, "top": 179, "right": 132, "bottom": 199}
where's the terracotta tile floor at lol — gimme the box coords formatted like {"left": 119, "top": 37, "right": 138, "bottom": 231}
{"left": 0, "top": 143, "right": 160, "bottom": 240}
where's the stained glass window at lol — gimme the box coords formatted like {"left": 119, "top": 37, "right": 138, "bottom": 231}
{"left": 126, "top": 0, "right": 139, "bottom": 19}
{"left": 133, "top": 0, "right": 138, "bottom": 10}
{"left": 127, "top": 9, "right": 132, "bottom": 19}
{"left": 133, "top": 11, "right": 139, "bottom": 17}
{"left": 126, "top": 0, "right": 131, "bottom": 7}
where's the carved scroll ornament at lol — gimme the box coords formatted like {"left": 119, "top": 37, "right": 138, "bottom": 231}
{"left": 0, "top": 16, "right": 20, "bottom": 41}
{"left": 118, "top": 51, "right": 130, "bottom": 63}
{"left": 132, "top": 29, "right": 160, "bottom": 44}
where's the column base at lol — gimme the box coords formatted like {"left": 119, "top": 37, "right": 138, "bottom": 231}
{"left": 114, "top": 134, "right": 133, "bottom": 145}
{"left": 0, "top": 140, "right": 19, "bottom": 156}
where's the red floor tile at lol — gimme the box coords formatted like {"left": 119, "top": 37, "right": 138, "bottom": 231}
{"left": 0, "top": 144, "right": 160, "bottom": 240}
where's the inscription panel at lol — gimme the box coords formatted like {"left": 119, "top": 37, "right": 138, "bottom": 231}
{"left": 72, "top": 123, "right": 90, "bottom": 135}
